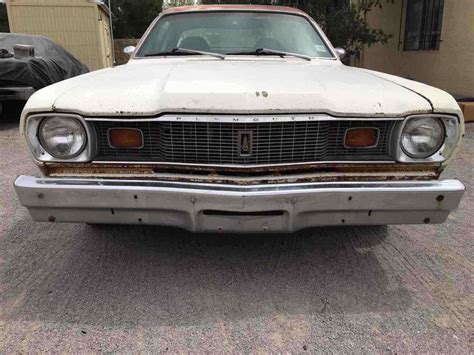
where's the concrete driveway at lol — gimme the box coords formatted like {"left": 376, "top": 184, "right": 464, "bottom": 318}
{"left": 0, "top": 110, "right": 472, "bottom": 352}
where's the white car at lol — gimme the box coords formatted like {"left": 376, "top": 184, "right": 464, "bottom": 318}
{"left": 14, "top": 5, "right": 465, "bottom": 233}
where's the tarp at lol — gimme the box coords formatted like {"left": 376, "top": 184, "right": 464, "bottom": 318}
{"left": 0, "top": 33, "right": 88, "bottom": 90}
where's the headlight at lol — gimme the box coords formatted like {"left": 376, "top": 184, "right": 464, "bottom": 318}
{"left": 38, "top": 116, "right": 87, "bottom": 158}
{"left": 401, "top": 117, "right": 445, "bottom": 158}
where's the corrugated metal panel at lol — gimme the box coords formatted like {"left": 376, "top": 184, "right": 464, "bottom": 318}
{"left": 6, "top": 0, "right": 112, "bottom": 71}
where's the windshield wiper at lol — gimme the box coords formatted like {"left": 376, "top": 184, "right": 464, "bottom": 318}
{"left": 227, "top": 48, "right": 311, "bottom": 61}
{"left": 144, "top": 47, "right": 225, "bottom": 60}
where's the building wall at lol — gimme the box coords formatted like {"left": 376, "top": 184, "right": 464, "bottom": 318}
{"left": 6, "top": 0, "right": 113, "bottom": 71}
{"left": 360, "top": 0, "right": 474, "bottom": 97}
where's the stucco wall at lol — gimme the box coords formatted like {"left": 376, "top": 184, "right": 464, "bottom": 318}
{"left": 361, "top": 0, "right": 474, "bottom": 97}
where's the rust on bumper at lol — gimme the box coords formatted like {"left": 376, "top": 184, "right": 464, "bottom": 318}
{"left": 14, "top": 175, "right": 465, "bottom": 232}
{"left": 40, "top": 162, "right": 442, "bottom": 185}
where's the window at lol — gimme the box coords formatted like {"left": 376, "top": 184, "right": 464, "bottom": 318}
{"left": 136, "top": 12, "right": 333, "bottom": 58}
{"left": 404, "top": 0, "right": 444, "bottom": 51}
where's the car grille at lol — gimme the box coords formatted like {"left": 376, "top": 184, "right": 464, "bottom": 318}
{"left": 92, "top": 119, "right": 395, "bottom": 165}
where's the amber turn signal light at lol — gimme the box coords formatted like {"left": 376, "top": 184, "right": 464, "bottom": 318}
{"left": 108, "top": 128, "right": 144, "bottom": 149}
{"left": 344, "top": 128, "right": 379, "bottom": 148}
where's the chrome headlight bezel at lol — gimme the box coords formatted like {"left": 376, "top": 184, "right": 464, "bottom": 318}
{"left": 394, "top": 114, "right": 461, "bottom": 163}
{"left": 26, "top": 113, "right": 96, "bottom": 162}
{"left": 38, "top": 116, "right": 87, "bottom": 159}
{"left": 400, "top": 116, "right": 445, "bottom": 158}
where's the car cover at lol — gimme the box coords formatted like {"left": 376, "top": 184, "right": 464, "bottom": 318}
{"left": 0, "top": 33, "right": 89, "bottom": 90}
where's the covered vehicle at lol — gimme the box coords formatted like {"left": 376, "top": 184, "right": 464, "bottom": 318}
{"left": 0, "top": 33, "right": 88, "bottom": 106}
{"left": 14, "top": 6, "right": 465, "bottom": 233}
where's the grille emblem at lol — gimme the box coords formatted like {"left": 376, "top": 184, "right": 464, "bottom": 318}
{"left": 238, "top": 130, "right": 253, "bottom": 157}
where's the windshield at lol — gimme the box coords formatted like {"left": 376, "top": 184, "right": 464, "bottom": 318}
{"left": 136, "top": 12, "right": 334, "bottom": 59}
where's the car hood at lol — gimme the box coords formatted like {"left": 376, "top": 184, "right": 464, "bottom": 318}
{"left": 23, "top": 58, "right": 459, "bottom": 118}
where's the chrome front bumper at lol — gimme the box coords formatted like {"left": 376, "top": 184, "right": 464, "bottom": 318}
{"left": 14, "top": 175, "right": 465, "bottom": 233}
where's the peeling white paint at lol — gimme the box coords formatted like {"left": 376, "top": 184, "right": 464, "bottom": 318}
{"left": 22, "top": 58, "right": 439, "bottom": 119}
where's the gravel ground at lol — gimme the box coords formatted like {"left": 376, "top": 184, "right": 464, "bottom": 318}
{"left": 0, "top": 108, "right": 472, "bottom": 352}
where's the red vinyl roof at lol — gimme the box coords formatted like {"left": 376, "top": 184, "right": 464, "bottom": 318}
{"left": 162, "top": 5, "right": 308, "bottom": 16}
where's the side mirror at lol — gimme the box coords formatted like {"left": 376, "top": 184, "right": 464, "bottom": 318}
{"left": 123, "top": 46, "right": 136, "bottom": 56}
{"left": 334, "top": 47, "right": 346, "bottom": 59}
